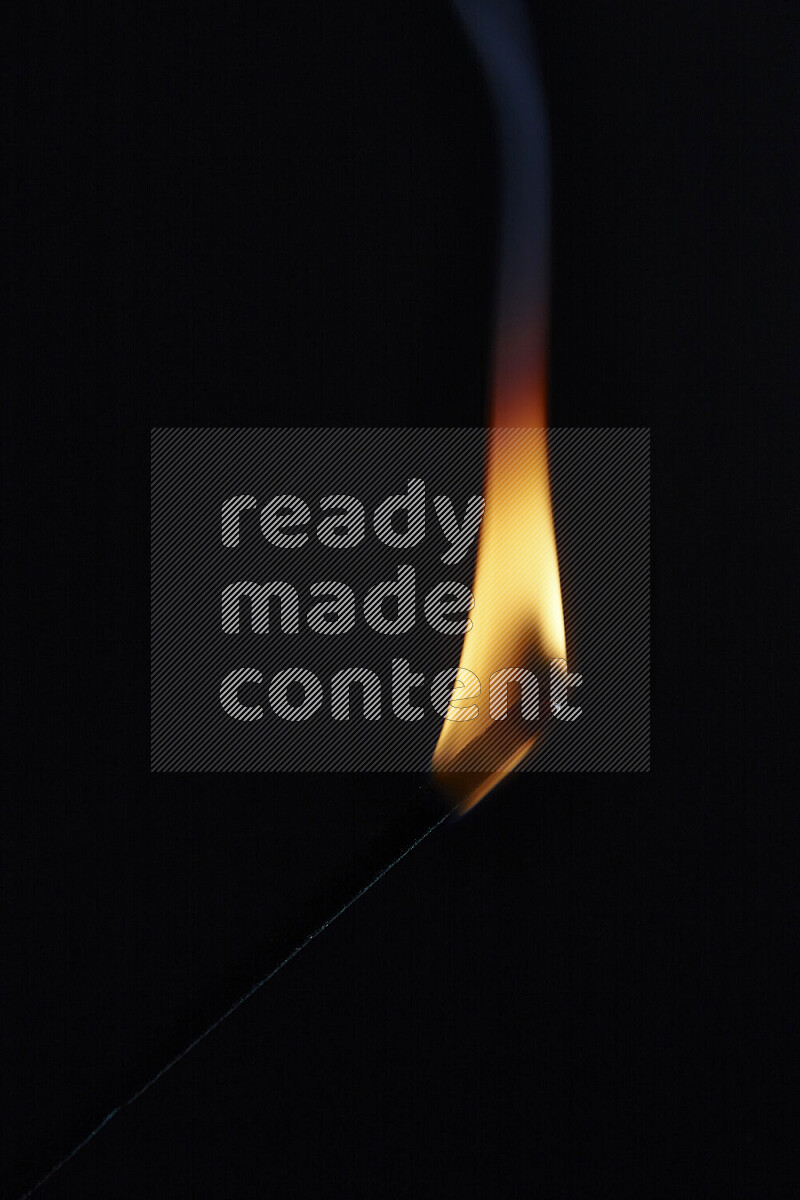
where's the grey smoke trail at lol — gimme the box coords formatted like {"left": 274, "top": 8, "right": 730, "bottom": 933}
{"left": 452, "top": 0, "right": 550, "bottom": 414}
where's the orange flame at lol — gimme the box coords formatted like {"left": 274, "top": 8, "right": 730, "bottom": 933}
{"left": 432, "top": 0, "right": 564, "bottom": 812}
{"left": 432, "top": 367, "right": 566, "bottom": 812}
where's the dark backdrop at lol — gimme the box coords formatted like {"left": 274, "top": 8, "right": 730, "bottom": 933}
{"left": 3, "top": 0, "right": 798, "bottom": 1196}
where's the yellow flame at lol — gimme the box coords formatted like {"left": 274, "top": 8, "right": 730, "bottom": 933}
{"left": 432, "top": 376, "right": 565, "bottom": 812}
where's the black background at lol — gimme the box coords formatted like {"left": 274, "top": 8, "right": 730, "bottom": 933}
{"left": 3, "top": 0, "right": 799, "bottom": 1196}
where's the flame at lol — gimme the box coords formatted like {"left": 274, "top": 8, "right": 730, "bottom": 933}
{"left": 432, "top": 0, "right": 566, "bottom": 812}
{"left": 432, "top": 387, "right": 565, "bottom": 812}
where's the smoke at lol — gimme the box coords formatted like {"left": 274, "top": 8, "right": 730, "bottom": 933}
{"left": 452, "top": 0, "right": 550, "bottom": 420}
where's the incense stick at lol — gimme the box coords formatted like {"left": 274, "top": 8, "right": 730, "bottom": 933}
{"left": 16, "top": 791, "right": 450, "bottom": 1199}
